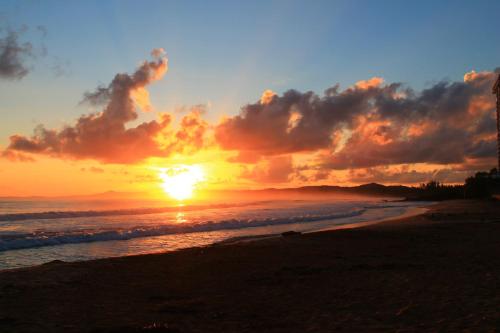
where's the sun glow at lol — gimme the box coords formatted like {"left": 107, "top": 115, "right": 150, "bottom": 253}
{"left": 159, "top": 165, "right": 205, "bottom": 201}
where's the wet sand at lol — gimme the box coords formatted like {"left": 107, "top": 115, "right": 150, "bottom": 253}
{"left": 1, "top": 199, "right": 499, "bottom": 332}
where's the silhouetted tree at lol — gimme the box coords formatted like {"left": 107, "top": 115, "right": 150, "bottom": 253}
{"left": 464, "top": 169, "right": 500, "bottom": 198}
{"left": 413, "top": 180, "right": 463, "bottom": 200}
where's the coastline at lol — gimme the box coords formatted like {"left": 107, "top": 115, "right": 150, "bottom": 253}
{"left": 216, "top": 204, "right": 430, "bottom": 246}
{"left": 309, "top": 205, "right": 429, "bottom": 232}
{"left": 0, "top": 201, "right": 426, "bottom": 270}
{"left": 1, "top": 199, "right": 499, "bottom": 332}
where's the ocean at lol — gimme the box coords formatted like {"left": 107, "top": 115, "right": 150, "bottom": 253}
{"left": 0, "top": 197, "right": 428, "bottom": 270}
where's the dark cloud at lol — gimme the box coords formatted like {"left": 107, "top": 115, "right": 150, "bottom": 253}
{"left": 323, "top": 125, "right": 469, "bottom": 169}
{"left": 3, "top": 46, "right": 498, "bottom": 179}
{"left": 0, "top": 29, "right": 34, "bottom": 79}
{"left": 81, "top": 85, "right": 113, "bottom": 106}
{"left": 0, "top": 25, "right": 56, "bottom": 80}
{"left": 216, "top": 82, "right": 384, "bottom": 155}
{"left": 216, "top": 71, "right": 498, "bottom": 170}
{"left": 323, "top": 72, "right": 497, "bottom": 169}
{"left": 465, "top": 139, "right": 497, "bottom": 159}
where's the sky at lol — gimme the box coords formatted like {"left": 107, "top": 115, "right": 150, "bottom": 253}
{"left": 0, "top": 0, "right": 500, "bottom": 197}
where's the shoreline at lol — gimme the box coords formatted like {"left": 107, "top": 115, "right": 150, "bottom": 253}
{"left": 1, "top": 199, "right": 499, "bottom": 332}
{"left": 216, "top": 204, "right": 430, "bottom": 247}
{"left": 0, "top": 202, "right": 429, "bottom": 271}
{"left": 308, "top": 205, "right": 429, "bottom": 232}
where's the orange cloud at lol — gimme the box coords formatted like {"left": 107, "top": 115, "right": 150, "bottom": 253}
{"left": 353, "top": 77, "right": 384, "bottom": 90}
{"left": 260, "top": 89, "right": 277, "bottom": 104}
{"left": 463, "top": 70, "right": 490, "bottom": 83}
{"left": 1, "top": 149, "right": 35, "bottom": 162}
{"left": 130, "top": 87, "right": 153, "bottom": 112}
{"left": 4, "top": 49, "right": 175, "bottom": 163}
{"left": 242, "top": 155, "right": 293, "bottom": 183}
{"left": 174, "top": 108, "right": 209, "bottom": 153}
{"left": 216, "top": 69, "right": 498, "bottom": 175}
{"left": 3, "top": 48, "right": 499, "bottom": 189}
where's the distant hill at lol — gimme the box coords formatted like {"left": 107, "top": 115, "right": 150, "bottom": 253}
{"left": 201, "top": 183, "right": 418, "bottom": 200}
{"left": 5, "top": 177, "right": 497, "bottom": 202}
{"left": 0, "top": 183, "right": 415, "bottom": 202}
{"left": 253, "top": 183, "right": 416, "bottom": 198}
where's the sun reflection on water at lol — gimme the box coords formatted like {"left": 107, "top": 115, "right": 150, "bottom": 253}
{"left": 175, "top": 212, "right": 186, "bottom": 224}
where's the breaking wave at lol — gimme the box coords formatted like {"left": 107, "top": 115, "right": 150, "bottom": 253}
{"left": 0, "top": 209, "right": 365, "bottom": 251}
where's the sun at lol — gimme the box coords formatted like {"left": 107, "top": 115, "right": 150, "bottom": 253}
{"left": 159, "top": 165, "right": 205, "bottom": 201}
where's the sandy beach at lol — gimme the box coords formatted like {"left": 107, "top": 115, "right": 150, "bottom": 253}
{"left": 1, "top": 199, "right": 499, "bottom": 332}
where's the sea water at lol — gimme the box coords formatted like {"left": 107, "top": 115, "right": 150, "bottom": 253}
{"left": 0, "top": 197, "right": 427, "bottom": 270}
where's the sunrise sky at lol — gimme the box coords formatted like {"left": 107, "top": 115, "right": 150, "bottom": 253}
{"left": 1, "top": 0, "right": 500, "bottom": 197}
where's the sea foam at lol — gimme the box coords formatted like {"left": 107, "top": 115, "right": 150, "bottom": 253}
{"left": 0, "top": 209, "right": 365, "bottom": 251}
